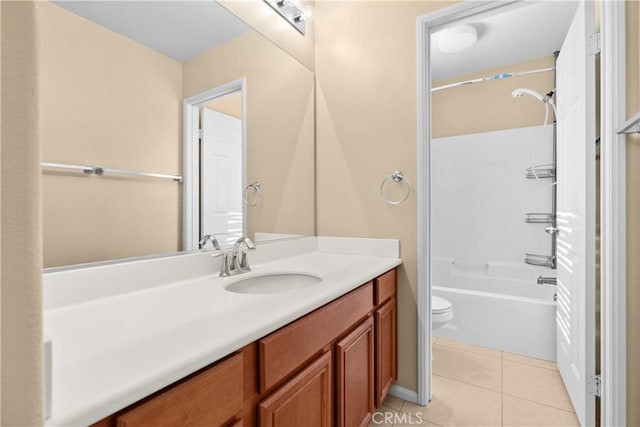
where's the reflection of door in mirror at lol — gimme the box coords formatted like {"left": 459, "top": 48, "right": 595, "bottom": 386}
{"left": 200, "top": 93, "right": 244, "bottom": 247}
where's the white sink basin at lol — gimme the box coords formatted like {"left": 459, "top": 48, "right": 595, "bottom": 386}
{"left": 225, "top": 272, "right": 322, "bottom": 295}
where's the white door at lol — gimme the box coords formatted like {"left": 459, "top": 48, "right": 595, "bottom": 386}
{"left": 555, "top": 1, "right": 596, "bottom": 425}
{"left": 200, "top": 108, "right": 243, "bottom": 247}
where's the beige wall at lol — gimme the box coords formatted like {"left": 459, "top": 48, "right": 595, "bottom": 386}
{"left": 183, "top": 31, "right": 315, "bottom": 240}
{"left": 39, "top": 2, "right": 183, "bottom": 268}
{"left": 1, "top": 1, "right": 44, "bottom": 425}
{"left": 626, "top": 1, "right": 640, "bottom": 424}
{"left": 433, "top": 56, "right": 556, "bottom": 138}
{"left": 315, "top": 1, "right": 456, "bottom": 390}
{"left": 219, "top": 0, "right": 315, "bottom": 71}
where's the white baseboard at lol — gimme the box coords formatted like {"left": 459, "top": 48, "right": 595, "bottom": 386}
{"left": 389, "top": 384, "right": 419, "bottom": 404}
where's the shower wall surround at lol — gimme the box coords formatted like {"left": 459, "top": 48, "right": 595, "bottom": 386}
{"left": 432, "top": 125, "right": 555, "bottom": 283}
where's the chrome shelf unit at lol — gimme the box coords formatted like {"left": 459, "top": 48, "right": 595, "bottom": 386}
{"left": 525, "top": 253, "right": 556, "bottom": 268}
{"left": 525, "top": 165, "right": 556, "bottom": 180}
{"left": 524, "top": 51, "right": 558, "bottom": 271}
{"left": 525, "top": 213, "right": 555, "bottom": 224}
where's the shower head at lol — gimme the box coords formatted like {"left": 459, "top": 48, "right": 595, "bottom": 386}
{"left": 511, "top": 88, "right": 555, "bottom": 105}
{"left": 511, "top": 88, "right": 545, "bottom": 102}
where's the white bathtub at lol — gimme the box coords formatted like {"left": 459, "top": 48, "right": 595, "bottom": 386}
{"left": 432, "top": 257, "right": 557, "bottom": 361}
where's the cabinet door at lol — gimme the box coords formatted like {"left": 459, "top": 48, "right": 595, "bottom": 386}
{"left": 259, "top": 351, "right": 332, "bottom": 427}
{"left": 375, "top": 298, "right": 397, "bottom": 407}
{"left": 336, "top": 316, "right": 374, "bottom": 427}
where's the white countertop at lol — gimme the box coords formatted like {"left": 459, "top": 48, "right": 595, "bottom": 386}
{"left": 44, "top": 237, "right": 401, "bottom": 426}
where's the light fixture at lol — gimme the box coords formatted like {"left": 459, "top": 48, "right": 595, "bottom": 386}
{"left": 264, "top": 0, "right": 314, "bottom": 35}
{"left": 298, "top": 5, "right": 316, "bottom": 21}
{"left": 436, "top": 24, "right": 478, "bottom": 53}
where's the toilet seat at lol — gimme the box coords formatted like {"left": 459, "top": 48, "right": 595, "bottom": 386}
{"left": 432, "top": 295, "right": 452, "bottom": 314}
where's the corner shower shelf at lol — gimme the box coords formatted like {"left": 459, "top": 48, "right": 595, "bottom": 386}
{"left": 525, "top": 165, "right": 556, "bottom": 179}
{"left": 525, "top": 253, "right": 556, "bottom": 269}
{"left": 525, "top": 213, "right": 555, "bottom": 224}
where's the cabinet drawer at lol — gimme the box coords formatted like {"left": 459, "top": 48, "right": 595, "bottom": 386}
{"left": 374, "top": 269, "right": 396, "bottom": 306}
{"left": 116, "top": 352, "right": 243, "bottom": 427}
{"left": 259, "top": 283, "right": 373, "bottom": 392}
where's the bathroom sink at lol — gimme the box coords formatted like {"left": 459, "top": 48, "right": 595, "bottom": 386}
{"left": 224, "top": 272, "right": 322, "bottom": 295}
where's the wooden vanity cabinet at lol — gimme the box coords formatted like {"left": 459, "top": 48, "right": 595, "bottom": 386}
{"left": 90, "top": 268, "right": 397, "bottom": 427}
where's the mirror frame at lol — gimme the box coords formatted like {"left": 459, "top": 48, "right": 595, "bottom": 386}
{"left": 183, "top": 78, "right": 248, "bottom": 251}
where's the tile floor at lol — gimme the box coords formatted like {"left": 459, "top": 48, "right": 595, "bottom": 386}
{"left": 372, "top": 338, "right": 580, "bottom": 427}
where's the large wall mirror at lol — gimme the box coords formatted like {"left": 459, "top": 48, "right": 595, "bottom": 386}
{"left": 41, "top": 0, "right": 315, "bottom": 268}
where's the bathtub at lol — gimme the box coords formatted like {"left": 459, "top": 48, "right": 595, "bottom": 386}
{"left": 432, "top": 257, "right": 557, "bottom": 361}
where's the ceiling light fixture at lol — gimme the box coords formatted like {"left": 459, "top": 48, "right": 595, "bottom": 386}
{"left": 437, "top": 24, "right": 478, "bottom": 53}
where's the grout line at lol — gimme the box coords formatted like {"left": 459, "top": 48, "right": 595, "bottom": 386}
{"left": 502, "top": 356, "right": 559, "bottom": 371}
{"left": 434, "top": 340, "right": 503, "bottom": 360}
{"left": 433, "top": 374, "right": 502, "bottom": 395}
{"left": 502, "top": 392, "right": 579, "bottom": 415}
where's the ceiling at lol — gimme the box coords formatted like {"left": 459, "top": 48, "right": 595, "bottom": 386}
{"left": 51, "top": 1, "right": 251, "bottom": 62}
{"left": 51, "top": 1, "right": 578, "bottom": 81}
{"left": 430, "top": 1, "right": 580, "bottom": 82}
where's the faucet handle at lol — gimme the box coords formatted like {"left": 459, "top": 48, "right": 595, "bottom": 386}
{"left": 212, "top": 253, "right": 232, "bottom": 277}
{"left": 238, "top": 250, "right": 251, "bottom": 272}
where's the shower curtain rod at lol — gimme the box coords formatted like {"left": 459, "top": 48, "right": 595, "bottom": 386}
{"left": 431, "top": 67, "right": 555, "bottom": 92}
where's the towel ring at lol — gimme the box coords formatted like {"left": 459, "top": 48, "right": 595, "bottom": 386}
{"left": 243, "top": 181, "right": 261, "bottom": 206}
{"left": 380, "top": 171, "right": 411, "bottom": 205}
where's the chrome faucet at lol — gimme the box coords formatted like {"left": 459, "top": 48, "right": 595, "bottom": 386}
{"left": 537, "top": 276, "right": 557, "bottom": 286}
{"left": 213, "top": 237, "right": 257, "bottom": 277}
{"left": 230, "top": 237, "right": 256, "bottom": 273}
{"left": 199, "top": 234, "right": 221, "bottom": 250}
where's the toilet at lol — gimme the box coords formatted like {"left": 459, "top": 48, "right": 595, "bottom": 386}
{"left": 432, "top": 295, "right": 453, "bottom": 331}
